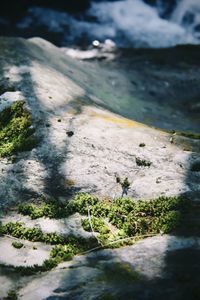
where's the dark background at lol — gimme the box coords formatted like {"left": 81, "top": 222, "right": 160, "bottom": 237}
{"left": 0, "top": 0, "right": 178, "bottom": 46}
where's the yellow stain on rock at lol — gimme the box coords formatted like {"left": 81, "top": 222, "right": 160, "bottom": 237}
{"left": 90, "top": 111, "right": 148, "bottom": 129}
{"left": 65, "top": 179, "right": 76, "bottom": 187}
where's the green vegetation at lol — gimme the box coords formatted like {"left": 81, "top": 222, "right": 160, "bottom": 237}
{"left": 0, "top": 221, "right": 97, "bottom": 275}
{"left": 178, "top": 132, "right": 200, "bottom": 140}
{"left": 0, "top": 222, "right": 97, "bottom": 248}
{"left": 0, "top": 101, "right": 36, "bottom": 157}
{"left": 0, "top": 193, "right": 189, "bottom": 275}
{"left": 165, "top": 129, "right": 200, "bottom": 141}
{"left": 12, "top": 241, "right": 24, "bottom": 249}
{"left": 4, "top": 290, "right": 18, "bottom": 300}
{"left": 18, "top": 198, "right": 71, "bottom": 219}
{"left": 136, "top": 157, "right": 152, "bottom": 167}
{"left": 98, "top": 262, "right": 140, "bottom": 283}
{"left": 17, "top": 193, "right": 189, "bottom": 237}
{"left": 82, "top": 217, "right": 110, "bottom": 234}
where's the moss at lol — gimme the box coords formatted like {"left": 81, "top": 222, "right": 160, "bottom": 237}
{"left": 136, "top": 157, "right": 152, "bottom": 167}
{"left": 18, "top": 198, "right": 72, "bottom": 219}
{"left": 12, "top": 241, "right": 24, "bottom": 249}
{"left": 50, "top": 244, "right": 76, "bottom": 262}
{"left": 82, "top": 217, "right": 110, "bottom": 234}
{"left": 173, "top": 131, "right": 200, "bottom": 140}
{"left": 0, "top": 101, "right": 37, "bottom": 157}
{"left": 0, "top": 221, "right": 98, "bottom": 275}
{"left": 0, "top": 193, "right": 189, "bottom": 275}
{"left": 0, "top": 221, "right": 97, "bottom": 249}
{"left": 68, "top": 193, "right": 110, "bottom": 217}
{"left": 17, "top": 194, "right": 189, "bottom": 242}
{"left": 97, "top": 262, "right": 140, "bottom": 284}
{"left": 4, "top": 290, "right": 18, "bottom": 300}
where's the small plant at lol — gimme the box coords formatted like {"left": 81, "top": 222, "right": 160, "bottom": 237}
{"left": 136, "top": 157, "right": 151, "bottom": 167}
{"left": 82, "top": 217, "right": 110, "bottom": 234}
{"left": 115, "top": 176, "right": 131, "bottom": 197}
{"left": 50, "top": 244, "right": 76, "bottom": 262}
{"left": 18, "top": 198, "right": 72, "bottom": 219}
{"left": 139, "top": 143, "right": 146, "bottom": 147}
{"left": 12, "top": 241, "right": 24, "bottom": 249}
{"left": 4, "top": 290, "right": 18, "bottom": 300}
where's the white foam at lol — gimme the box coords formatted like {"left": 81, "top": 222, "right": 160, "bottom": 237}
{"left": 17, "top": 0, "right": 200, "bottom": 48}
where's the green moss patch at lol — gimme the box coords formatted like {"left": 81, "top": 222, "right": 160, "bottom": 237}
{"left": 18, "top": 193, "right": 189, "bottom": 238}
{"left": 97, "top": 262, "right": 140, "bottom": 284}
{"left": 0, "top": 100, "right": 36, "bottom": 157}
{"left": 3, "top": 290, "right": 18, "bottom": 300}
{"left": 174, "top": 131, "right": 200, "bottom": 140}
{"left": 18, "top": 199, "right": 71, "bottom": 220}
{"left": 12, "top": 241, "right": 24, "bottom": 249}
{"left": 165, "top": 129, "right": 200, "bottom": 140}
{"left": 136, "top": 157, "right": 152, "bottom": 167}
{"left": 0, "top": 221, "right": 97, "bottom": 275}
{"left": 1, "top": 193, "right": 189, "bottom": 275}
{"left": 17, "top": 193, "right": 189, "bottom": 250}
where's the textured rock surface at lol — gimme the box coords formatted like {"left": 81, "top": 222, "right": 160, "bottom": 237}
{"left": 0, "top": 37, "right": 199, "bottom": 299}
{"left": 19, "top": 235, "right": 200, "bottom": 300}
{"left": 0, "top": 37, "right": 199, "bottom": 206}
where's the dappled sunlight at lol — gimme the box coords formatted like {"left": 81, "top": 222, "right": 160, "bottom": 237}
{"left": 0, "top": 36, "right": 199, "bottom": 299}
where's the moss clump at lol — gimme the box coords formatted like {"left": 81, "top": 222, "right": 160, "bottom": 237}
{"left": 168, "top": 130, "right": 200, "bottom": 140}
{"left": 4, "top": 290, "right": 18, "bottom": 300}
{"left": 98, "top": 262, "right": 140, "bottom": 284}
{"left": 68, "top": 193, "right": 110, "bottom": 217}
{"left": 18, "top": 198, "right": 72, "bottom": 220}
{"left": 12, "top": 241, "right": 24, "bottom": 249}
{"left": 136, "top": 157, "right": 151, "bottom": 167}
{"left": 17, "top": 194, "right": 189, "bottom": 240}
{"left": 0, "top": 221, "right": 98, "bottom": 275}
{"left": 0, "top": 221, "right": 97, "bottom": 249}
{"left": 0, "top": 101, "right": 36, "bottom": 157}
{"left": 108, "top": 196, "right": 188, "bottom": 236}
{"left": 82, "top": 217, "right": 110, "bottom": 234}
{"left": 50, "top": 244, "right": 77, "bottom": 262}
{"left": 0, "top": 193, "right": 189, "bottom": 275}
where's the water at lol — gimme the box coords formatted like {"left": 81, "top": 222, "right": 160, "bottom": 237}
{"left": 17, "top": 0, "right": 200, "bottom": 48}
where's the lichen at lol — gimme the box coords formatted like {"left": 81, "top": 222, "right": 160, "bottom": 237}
{"left": 0, "top": 100, "right": 36, "bottom": 158}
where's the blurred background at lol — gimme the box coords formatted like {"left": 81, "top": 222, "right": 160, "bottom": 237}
{"left": 0, "top": 0, "right": 200, "bottom": 48}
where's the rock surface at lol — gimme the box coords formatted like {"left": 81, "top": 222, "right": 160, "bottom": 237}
{"left": 0, "top": 37, "right": 199, "bottom": 205}
{"left": 0, "top": 37, "right": 199, "bottom": 299}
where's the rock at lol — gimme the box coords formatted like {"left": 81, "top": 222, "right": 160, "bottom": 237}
{"left": 0, "top": 36, "right": 199, "bottom": 299}
{"left": 19, "top": 235, "right": 200, "bottom": 300}
{"left": 0, "top": 237, "right": 51, "bottom": 267}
